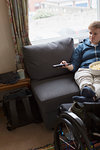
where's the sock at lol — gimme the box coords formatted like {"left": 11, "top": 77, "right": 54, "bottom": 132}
{"left": 80, "top": 86, "right": 95, "bottom": 98}
{"left": 72, "top": 96, "right": 94, "bottom": 102}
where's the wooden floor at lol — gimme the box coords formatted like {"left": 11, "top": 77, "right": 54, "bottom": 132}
{"left": 0, "top": 107, "right": 53, "bottom": 150}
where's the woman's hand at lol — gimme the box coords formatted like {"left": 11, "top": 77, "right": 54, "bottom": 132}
{"left": 61, "top": 61, "right": 69, "bottom": 68}
{"left": 61, "top": 60, "right": 73, "bottom": 71}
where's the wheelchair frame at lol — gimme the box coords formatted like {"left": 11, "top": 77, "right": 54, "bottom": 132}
{"left": 54, "top": 103, "right": 100, "bottom": 150}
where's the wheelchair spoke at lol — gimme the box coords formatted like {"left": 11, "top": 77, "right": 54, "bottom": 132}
{"left": 92, "top": 132, "right": 100, "bottom": 137}
{"left": 59, "top": 137, "right": 76, "bottom": 149}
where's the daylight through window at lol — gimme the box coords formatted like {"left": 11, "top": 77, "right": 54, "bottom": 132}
{"left": 28, "top": 0, "right": 98, "bottom": 44}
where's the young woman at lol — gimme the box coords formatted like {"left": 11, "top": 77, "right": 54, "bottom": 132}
{"left": 61, "top": 21, "right": 100, "bottom": 101}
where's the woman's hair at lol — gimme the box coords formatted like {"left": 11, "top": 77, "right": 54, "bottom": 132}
{"left": 88, "top": 21, "right": 100, "bottom": 29}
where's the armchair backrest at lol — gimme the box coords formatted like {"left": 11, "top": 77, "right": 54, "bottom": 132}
{"left": 23, "top": 38, "right": 74, "bottom": 80}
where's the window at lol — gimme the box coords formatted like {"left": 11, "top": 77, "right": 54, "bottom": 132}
{"left": 28, "top": 0, "right": 99, "bottom": 44}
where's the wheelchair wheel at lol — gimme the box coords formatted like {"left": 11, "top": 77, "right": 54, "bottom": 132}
{"left": 54, "top": 118, "right": 85, "bottom": 150}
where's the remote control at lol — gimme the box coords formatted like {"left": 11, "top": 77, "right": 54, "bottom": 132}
{"left": 53, "top": 64, "right": 65, "bottom": 68}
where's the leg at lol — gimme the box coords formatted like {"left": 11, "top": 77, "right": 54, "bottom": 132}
{"left": 93, "top": 76, "right": 100, "bottom": 99}
{"left": 74, "top": 68, "right": 94, "bottom": 91}
{"left": 73, "top": 68, "right": 95, "bottom": 101}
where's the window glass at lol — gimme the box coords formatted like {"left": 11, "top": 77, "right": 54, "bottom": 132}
{"left": 28, "top": 0, "right": 97, "bottom": 44}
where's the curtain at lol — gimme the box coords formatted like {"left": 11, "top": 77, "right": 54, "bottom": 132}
{"left": 6, "top": 0, "right": 30, "bottom": 69}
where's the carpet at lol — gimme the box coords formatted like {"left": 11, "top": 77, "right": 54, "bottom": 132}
{"left": 29, "top": 142, "right": 100, "bottom": 150}
{"left": 29, "top": 144, "right": 54, "bottom": 150}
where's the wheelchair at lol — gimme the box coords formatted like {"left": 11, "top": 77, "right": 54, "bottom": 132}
{"left": 54, "top": 101, "right": 100, "bottom": 150}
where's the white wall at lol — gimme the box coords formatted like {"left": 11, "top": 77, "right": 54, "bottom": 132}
{"left": 0, "top": 1, "right": 16, "bottom": 74}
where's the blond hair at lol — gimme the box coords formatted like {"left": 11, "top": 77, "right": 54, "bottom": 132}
{"left": 88, "top": 21, "right": 100, "bottom": 30}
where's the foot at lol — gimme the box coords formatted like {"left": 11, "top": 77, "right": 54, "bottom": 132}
{"left": 72, "top": 96, "right": 94, "bottom": 102}
{"left": 80, "top": 86, "right": 95, "bottom": 98}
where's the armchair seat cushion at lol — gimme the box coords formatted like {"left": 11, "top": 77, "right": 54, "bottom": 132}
{"left": 31, "top": 73, "right": 79, "bottom": 128}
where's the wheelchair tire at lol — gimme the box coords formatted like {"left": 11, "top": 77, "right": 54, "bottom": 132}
{"left": 54, "top": 117, "right": 85, "bottom": 150}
